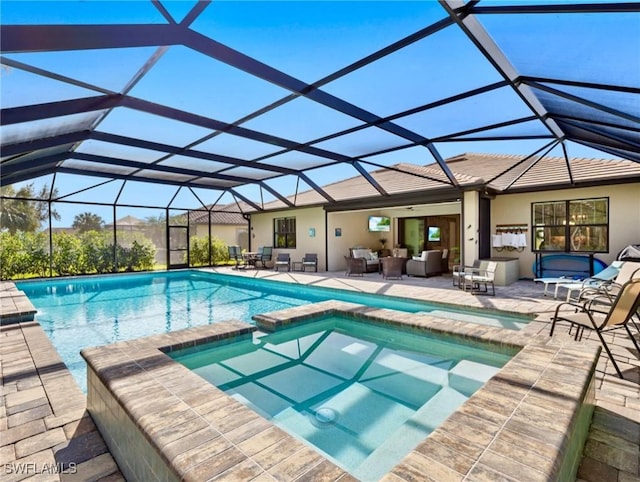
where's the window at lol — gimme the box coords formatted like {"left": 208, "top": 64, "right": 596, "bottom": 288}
{"left": 274, "top": 217, "right": 296, "bottom": 248}
{"left": 532, "top": 198, "right": 608, "bottom": 253}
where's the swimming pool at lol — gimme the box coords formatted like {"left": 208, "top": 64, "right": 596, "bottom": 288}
{"left": 171, "top": 315, "right": 511, "bottom": 481}
{"left": 17, "top": 270, "right": 529, "bottom": 392}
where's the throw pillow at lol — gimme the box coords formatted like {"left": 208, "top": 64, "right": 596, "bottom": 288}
{"left": 370, "top": 252, "right": 378, "bottom": 260}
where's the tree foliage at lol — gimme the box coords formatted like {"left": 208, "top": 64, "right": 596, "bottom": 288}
{"left": 72, "top": 212, "right": 105, "bottom": 233}
{"left": 0, "top": 184, "right": 60, "bottom": 233}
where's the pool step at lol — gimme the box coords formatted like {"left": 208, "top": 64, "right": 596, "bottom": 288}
{"left": 449, "top": 360, "right": 501, "bottom": 397}
{"left": 353, "top": 386, "right": 468, "bottom": 481}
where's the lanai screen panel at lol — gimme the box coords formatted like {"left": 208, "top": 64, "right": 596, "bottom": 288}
{"left": 1, "top": 0, "right": 638, "bottom": 210}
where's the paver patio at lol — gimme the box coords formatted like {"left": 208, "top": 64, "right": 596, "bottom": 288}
{"left": 1, "top": 270, "right": 638, "bottom": 481}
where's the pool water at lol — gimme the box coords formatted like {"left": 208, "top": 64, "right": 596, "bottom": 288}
{"left": 172, "top": 316, "right": 511, "bottom": 481}
{"left": 17, "top": 270, "right": 528, "bottom": 392}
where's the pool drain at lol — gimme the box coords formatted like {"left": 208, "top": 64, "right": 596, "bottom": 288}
{"left": 313, "top": 407, "right": 338, "bottom": 426}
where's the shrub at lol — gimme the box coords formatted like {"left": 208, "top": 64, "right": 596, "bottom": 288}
{"left": 52, "top": 232, "right": 83, "bottom": 276}
{"left": 0, "top": 231, "right": 49, "bottom": 279}
{"left": 116, "top": 239, "right": 155, "bottom": 272}
{"left": 23, "top": 231, "right": 49, "bottom": 277}
{"left": 1, "top": 231, "right": 26, "bottom": 279}
{"left": 189, "top": 236, "right": 210, "bottom": 266}
{"left": 79, "top": 231, "right": 113, "bottom": 274}
{"left": 188, "top": 236, "right": 229, "bottom": 266}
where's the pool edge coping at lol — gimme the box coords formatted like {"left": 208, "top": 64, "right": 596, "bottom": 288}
{"left": 81, "top": 302, "right": 601, "bottom": 482}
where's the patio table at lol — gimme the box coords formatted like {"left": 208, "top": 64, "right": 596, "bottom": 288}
{"left": 243, "top": 252, "right": 259, "bottom": 268}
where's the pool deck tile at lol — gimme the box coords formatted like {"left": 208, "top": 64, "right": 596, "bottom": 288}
{"left": 0, "top": 317, "right": 122, "bottom": 481}
{"left": 0, "top": 284, "right": 37, "bottom": 325}
{"left": 2, "top": 270, "right": 639, "bottom": 481}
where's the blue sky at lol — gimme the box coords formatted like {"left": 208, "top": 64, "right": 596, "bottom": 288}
{"left": 1, "top": 1, "right": 636, "bottom": 227}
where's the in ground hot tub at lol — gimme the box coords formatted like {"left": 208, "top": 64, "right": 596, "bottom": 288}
{"left": 82, "top": 300, "right": 599, "bottom": 481}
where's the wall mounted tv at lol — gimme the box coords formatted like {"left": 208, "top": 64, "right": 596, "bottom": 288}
{"left": 428, "top": 226, "right": 441, "bottom": 242}
{"left": 368, "top": 215, "right": 391, "bottom": 232}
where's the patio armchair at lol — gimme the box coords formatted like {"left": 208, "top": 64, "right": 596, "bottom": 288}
{"left": 406, "top": 250, "right": 442, "bottom": 278}
{"left": 302, "top": 253, "right": 318, "bottom": 272}
{"left": 440, "top": 249, "right": 449, "bottom": 273}
{"left": 252, "top": 246, "right": 273, "bottom": 269}
{"left": 452, "top": 260, "right": 481, "bottom": 288}
{"left": 462, "top": 261, "right": 497, "bottom": 296}
{"left": 550, "top": 278, "right": 640, "bottom": 379}
{"left": 349, "top": 248, "right": 380, "bottom": 273}
{"left": 344, "top": 255, "right": 365, "bottom": 277}
{"left": 381, "top": 256, "right": 404, "bottom": 280}
{"left": 274, "top": 252, "right": 291, "bottom": 271}
{"left": 228, "top": 245, "right": 245, "bottom": 269}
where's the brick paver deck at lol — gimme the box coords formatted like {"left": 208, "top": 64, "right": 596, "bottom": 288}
{"left": 1, "top": 270, "right": 638, "bottom": 481}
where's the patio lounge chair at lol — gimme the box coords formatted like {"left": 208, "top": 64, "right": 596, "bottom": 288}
{"left": 550, "top": 278, "right": 640, "bottom": 379}
{"left": 549, "top": 261, "right": 623, "bottom": 301}
{"left": 576, "top": 261, "right": 640, "bottom": 303}
{"left": 274, "top": 252, "right": 291, "bottom": 271}
{"left": 302, "top": 253, "right": 318, "bottom": 272}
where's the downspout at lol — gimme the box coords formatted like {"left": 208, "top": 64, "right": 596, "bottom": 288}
{"left": 324, "top": 209, "right": 328, "bottom": 272}
{"left": 459, "top": 193, "right": 464, "bottom": 269}
{"left": 242, "top": 214, "right": 251, "bottom": 252}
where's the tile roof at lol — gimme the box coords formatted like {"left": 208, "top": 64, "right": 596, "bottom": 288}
{"left": 260, "top": 153, "right": 640, "bottom": 211}
{"left": 189, "top": 204, "right": 248, "bottom": 225}
{"left": 449, "top": 153, "right": 640, "bottom": 191}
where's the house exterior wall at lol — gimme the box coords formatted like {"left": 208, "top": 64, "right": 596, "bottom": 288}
{"left": 251, "top": 204, "right": 463, "bottom": 272}
{"left": 327, "top": 211, "right": 383, "bottom": 271}
{"left": 491, "top": 183, "right": 640, "bottom": 279}
{"left": 249, "top": 183, "right": 638, "bottom": 278}
{"left": 250, "top": 207, "right": 326, "bottom": 269}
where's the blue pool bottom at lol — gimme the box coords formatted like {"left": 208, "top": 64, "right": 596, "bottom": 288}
{"left": 173, "top": 316, "right": 510, "bottom": 480}
{"left": 17, "top": 270, "right": 528, "bottom": 393}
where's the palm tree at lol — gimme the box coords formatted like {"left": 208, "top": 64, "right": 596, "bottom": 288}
{"left": 72, "top": 212, "right": 105, "bottom": 233}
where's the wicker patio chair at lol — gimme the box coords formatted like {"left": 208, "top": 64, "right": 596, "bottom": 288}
{"left": 344, "top": 255, "right": 365, "bottom": 277}
{"left": 381, "top": 256, "right": 404, "bottom": 280}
